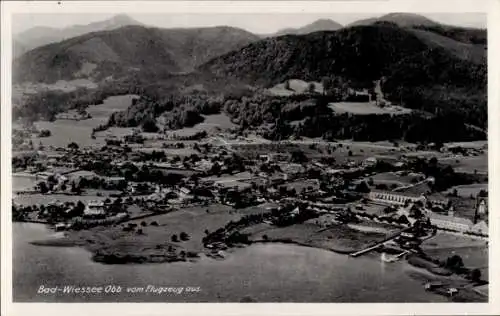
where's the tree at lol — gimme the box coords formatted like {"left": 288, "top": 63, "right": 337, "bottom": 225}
{"left": 180, "top": 232, "right": 189, "bottom": 241}
{"left": 446, "top": 255, "right": 464, "bottom": 270}
{"left": 397, "top": 215, "right": 410, "bottom": 225}
{"left": 68, "top": 142, "right": 79, "bottom": 150}
{"left": 322, "top": 77, "right": 333, "bottom": 95}
{"left": 141, "top": 117, "right": 159, "bottom": 133}
{"left": 307, "top": 82, "right": 315, "bottom": 94}
{"left": 470, "top": 268, "right": 481, "bottom": 282}
{"left": 171, "top": 234, "right": 178, "bottom": 242}
{"left": 284, "top": 80, "right": 291, "bottom": 90}
{"left": 290, "top": 150, "right": 308, "bottom": 163}
{"left": 38, "top": 181, "right": 48, "bottom": 194}
{"left": 355, "top": 181, "right": 370, "bottom": 193}
{"left": 348, "top": 150, "right": 353, "bottom": 157}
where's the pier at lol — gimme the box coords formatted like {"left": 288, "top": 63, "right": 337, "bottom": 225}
{"left": 349, "top": 227, "right": 413, "bottom": 257}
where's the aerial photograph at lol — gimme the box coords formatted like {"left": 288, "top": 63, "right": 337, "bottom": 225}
{"left": 11, "top": 10, "right": 488, "bottom": 303}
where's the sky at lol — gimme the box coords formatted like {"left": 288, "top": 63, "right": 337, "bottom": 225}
{"left": 12, "top": 12, "right": 487, "bottom": 35}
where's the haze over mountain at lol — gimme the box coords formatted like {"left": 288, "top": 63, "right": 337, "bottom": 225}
{"left": 348, "top": 13, "right": 441, "bottom": 28}
{"left": 13, "top": 14, "right": 143, "bottom": 57}
{"left": 13, "top": 25, "right": 260, "bottom": 83}
{"left": 269, "top": 19, "right": 343, "bottom": 37}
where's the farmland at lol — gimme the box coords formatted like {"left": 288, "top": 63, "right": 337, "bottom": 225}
{"left": 329, "top": 102, "right": 412, "bottom": 115}
{"left": 439, "top": 155, "right": 488, "bottom": 174}
{"left": 30, "top": 95, "right": 137, "bottom": 149}
{"left": 421, "top": 232, "right": 488, "bottom": 280}
{"left": 267, "top": 79, "right": 324, "bottom": 96}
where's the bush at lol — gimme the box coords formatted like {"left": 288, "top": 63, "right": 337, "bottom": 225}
{"left": 180, "top": 232, "right": 190, "bottom": 241}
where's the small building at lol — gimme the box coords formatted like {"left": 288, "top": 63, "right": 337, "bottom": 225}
{"left": 362, "top": 157, "right": 378, "bottom": 168}
{"left": 83, "top": 201, "right": 106, "bottom": 218}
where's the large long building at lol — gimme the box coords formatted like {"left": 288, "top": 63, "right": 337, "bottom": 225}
{"left": 368, "top": 189, "right": 449, "bottom": 207}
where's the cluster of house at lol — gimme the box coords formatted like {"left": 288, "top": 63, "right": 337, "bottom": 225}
{"left": 369, "top": 189, "right": 488, "bottom": 236}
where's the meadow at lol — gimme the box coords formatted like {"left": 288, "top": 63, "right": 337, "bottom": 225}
{"left": 329, "top": 102, "right": 412, "bottom": 115}
{"left": 31, "top": 95, "right": 137, "bottom": 149}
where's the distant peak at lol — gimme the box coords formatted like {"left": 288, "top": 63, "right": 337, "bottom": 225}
{"left": 110, "top": 14, "right": 137, "bottom": 24}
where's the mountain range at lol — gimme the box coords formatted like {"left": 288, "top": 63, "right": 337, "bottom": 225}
{"left": 13, "top": 24, "right": 259, "bottom": 83}
{"left": 13, "top": 14, "right": 143, "bottom": 58}
{"left": 269, "top": 19, "right": 343, "bottom": 37}
{"left": 12, "top": 12, "right": 487, "bottom": 140}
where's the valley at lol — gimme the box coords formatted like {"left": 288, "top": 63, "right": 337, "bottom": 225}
{"left": 10, "top": 12, "right": 489, "bottom": 304}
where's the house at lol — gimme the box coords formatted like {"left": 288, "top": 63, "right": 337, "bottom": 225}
{"left": 83, "top": 201, "right": 106, "bottom": 218}
{"left": 179, "top": 187, "right": 191, "bottom": 196}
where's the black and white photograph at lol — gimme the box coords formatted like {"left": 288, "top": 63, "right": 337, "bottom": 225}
{"left": 1, "top": 0, "right": 498, "bottom": 314}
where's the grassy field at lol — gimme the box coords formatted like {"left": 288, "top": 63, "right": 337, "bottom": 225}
{"left": 439, "top": 155, "right": 488, "bottom": 174}
{"left": 364, "top": 172, "right": 422, "bottom": 187}
{"left": 242, "top": 219, "right": 395, "bottom": 253}
{"left": 32, "top": 95, "right": 137, "bottom": 149}
{"left": 39, "top": 203, "right": 269, "bottom": 264}
{"left": 444, "top": 141, "right": 488, "bottom": 150}
{"left": 329, "top": 102, "right": 412, "bottom": 115}
{"left": 444, "top": 184, "right": 488, "bottom": 198}
{"left": 13, "top": 176, "right": 38, "bottom": 192}
{"left": 14, "top": 193, "right": 108, "bottom": 205}
{"left": 421, "top": 232, "right": 488, "bottom": 280}
{"left": 161, "top": 113, "right": 236, "bottom": 138}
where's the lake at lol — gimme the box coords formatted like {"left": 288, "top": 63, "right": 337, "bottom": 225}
{"left": 13, "top": 223, "right": 447, "bottom": 302}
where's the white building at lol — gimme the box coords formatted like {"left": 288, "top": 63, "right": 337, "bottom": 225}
{"left": 429, "top": 213, "right": 473, "bottom": 232}
{"left": 83, "top": 201, "right": 106, "bottom": 217}
{"left": 368, "top": 190, "right": 448, "bottom": 207}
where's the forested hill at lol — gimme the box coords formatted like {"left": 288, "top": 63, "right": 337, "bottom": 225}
{"left": 13, "top": 25, "right": 260, "bottom": 83}
{"left": 199, "top": 23, "right": 487, "bottom": 129}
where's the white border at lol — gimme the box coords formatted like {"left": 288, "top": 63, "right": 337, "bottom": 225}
{"left": 1, "top": 1, "right": 498, "bottom": 315}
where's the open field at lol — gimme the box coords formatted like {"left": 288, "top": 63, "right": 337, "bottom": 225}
{"left": 12, "top": 79, "right": 97, "bottom": 100}
{"left": 364, "top": 172, "right": 423, "bottom": 187}
{"left": 352, "top": 203, "right": 391, "bottom": 217}
{"left": 13, "top": 176, "right": 38, "bottom": 192}
{"left": 421, "top": 232, "right": 488, "bottom": 280}
{"left": 446, "top": 196, "right": 481, "bottom": 220}
{"left": 329, "top": 102, "right": 412, "bottom": 115}
{"left": 267, "top": 79, "right": 324, "bottom": 96}
{"left": 161, "top": 113, "right": 236, "bottom": 138}
{"left": 444, "top": 183, "right": 488, "bottom": 197}
{"left": 32, "top": 203, "right": 271, "bottom": 264}
{"left": 14, "top": 193, "right": 109, "bottom": 205}
{"left": 243, "top": 219, "right": 397, "bottom": 253}
{"left": 31, "top": 95, "right": 137, "bottom": 149}
{"left": 439, "top": 155, "right": 488, "bottom": 174}
{"left": 444, "top": 141, "right": 488, "bottom": 150}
